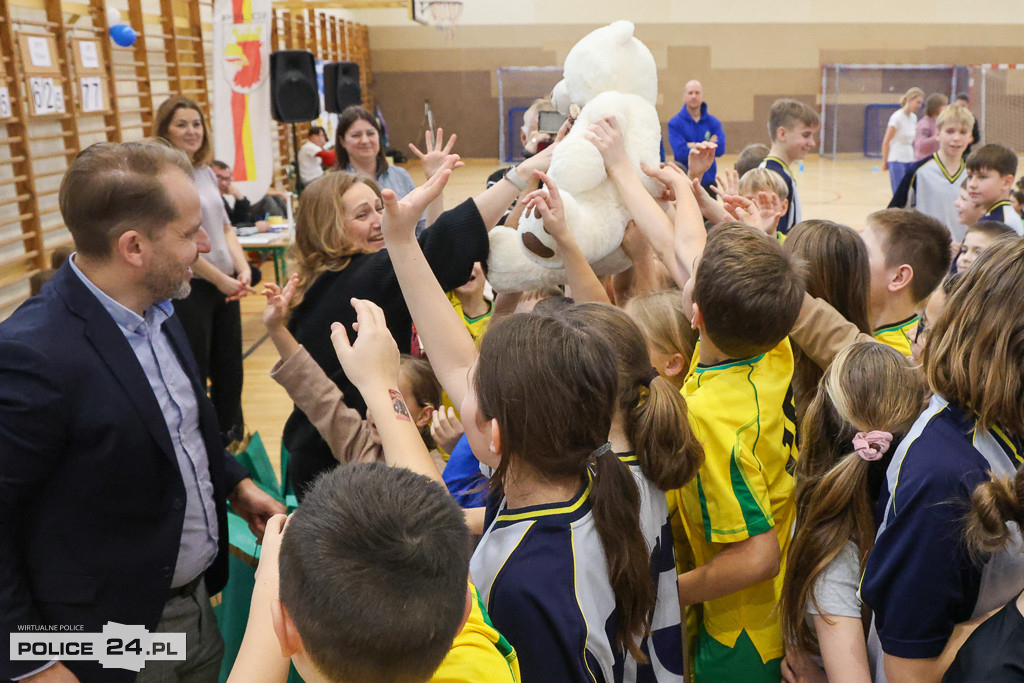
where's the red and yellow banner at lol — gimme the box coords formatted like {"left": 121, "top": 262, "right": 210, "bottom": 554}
{"left": 213, "top": 0, "right": 272, "bottom": 199}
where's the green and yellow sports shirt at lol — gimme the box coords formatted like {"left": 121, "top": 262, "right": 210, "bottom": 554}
{"left": 667, "top": 338, "right": 798, "bottom": 665}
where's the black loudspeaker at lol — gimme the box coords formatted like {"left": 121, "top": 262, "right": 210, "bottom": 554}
{"left": 323, "top": 61, "right": 362, "bottom": 114}
{"left": 269, "top": 50, "right": 320, "bottom": 123}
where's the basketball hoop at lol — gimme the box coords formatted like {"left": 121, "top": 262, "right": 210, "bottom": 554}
{"left": 425, "top": 0, "right": 462, "bottom": 39}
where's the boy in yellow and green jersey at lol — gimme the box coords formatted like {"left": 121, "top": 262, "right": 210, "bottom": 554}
{"left": 666, "top": 223, "right": 804, "bottom": 682}
{"left": 861, "top": 208, "right": 951, "bottom": 358}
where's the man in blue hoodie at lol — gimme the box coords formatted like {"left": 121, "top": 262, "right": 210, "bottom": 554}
{"left": 668, "top": 80, "right": 726, "bottom": 192}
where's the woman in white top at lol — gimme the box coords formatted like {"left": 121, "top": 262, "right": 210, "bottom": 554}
{"left": 881, "top": 87, "right": 923, "bottom": 193}
{"left": 156, "top": 95, "right": 253, "bottom": 443}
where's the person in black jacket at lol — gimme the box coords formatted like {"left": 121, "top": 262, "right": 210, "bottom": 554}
{"left": 0, "top": 141, "right": 284, "bottom": 683}
{"left": 283, "top": 149, "right": 554, "bottom": 498}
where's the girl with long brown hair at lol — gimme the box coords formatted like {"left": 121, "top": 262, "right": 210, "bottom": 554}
{"left": 368, "top": 167, "right": 666, "bottom": 681}
{"left": 564, "top": 302, "right": 704, "bottom": 679}
{"left": 782, "top": 219, "right": 873, "bottom": 423}
{"left": 860, "top": 235, "right": 1024, "bottom": 682}
{"left": 780, "top": 342, "right": 925, "bottom": 682}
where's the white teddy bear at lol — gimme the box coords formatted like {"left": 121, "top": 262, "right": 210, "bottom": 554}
{"left": 486, "top": 20, "right": 663, "bottom": 291}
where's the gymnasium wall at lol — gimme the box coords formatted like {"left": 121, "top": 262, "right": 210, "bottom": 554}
{"left": 363, "top": 12, "right": 1024, "bottom": 160}
{"left": 0, "top": 0, "right": 369, "bottom": 319}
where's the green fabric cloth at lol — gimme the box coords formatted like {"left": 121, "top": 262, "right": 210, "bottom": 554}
{"left": 694, "top": 624, "right": 782, "bottom": 683}
{"left": 214, "top": 434, "right": 303, "bottom": 681}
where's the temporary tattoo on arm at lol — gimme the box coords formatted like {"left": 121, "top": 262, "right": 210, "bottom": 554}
{"left": 389, "top": 389, "right": 412, "bottom": 422}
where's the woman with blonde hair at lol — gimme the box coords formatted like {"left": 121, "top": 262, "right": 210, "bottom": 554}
{"left": 860, "top": 235, "right": 1024, "bottom": 682}
{"left": 881, "top": 87, "right": 924, "bottom": 192}
{"left": 283, "top": 148, "right": 555, "bottom": 497}
{"left": 155, "top": 95, "right": 252, "bottom": 442}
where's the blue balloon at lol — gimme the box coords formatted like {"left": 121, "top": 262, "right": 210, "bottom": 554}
{"left": 109, "top": 24, "right": 137, "bottom": 47}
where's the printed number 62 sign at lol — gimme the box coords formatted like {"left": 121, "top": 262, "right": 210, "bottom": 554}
{"left": 28, "top": 76, "right": 65, "bottom": 116}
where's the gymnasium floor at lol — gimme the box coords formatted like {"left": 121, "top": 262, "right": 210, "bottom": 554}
{"left": 239, "top": 154, "right": 895, "bottom": 475}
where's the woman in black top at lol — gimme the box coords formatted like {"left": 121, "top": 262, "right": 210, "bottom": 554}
{"left": 283, "top": 152, "right": 551, "bottom": 497}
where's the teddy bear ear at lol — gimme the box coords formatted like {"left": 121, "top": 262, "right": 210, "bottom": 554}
{"left": 607, "top": 20, "right": 636, "bottom": 44}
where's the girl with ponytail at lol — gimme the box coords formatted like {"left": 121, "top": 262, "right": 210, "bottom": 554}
{"left": 564, "top": 302, "right": 704, "bottom": 679}
{"left": 944, "top": 464, "right": 1024, "bottom": 681}
{"left": 780, "top": 342, "right": 925, "bottom": 681}
{"left": 370, "top": 166, "right": 666, "bottom": 681}
{"left": 623, "top": 289, "right": 698, "bottom": 392}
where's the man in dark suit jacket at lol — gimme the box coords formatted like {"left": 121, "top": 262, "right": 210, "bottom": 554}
{"left": 0, "top": 142, "right": 284, "bottom": 682}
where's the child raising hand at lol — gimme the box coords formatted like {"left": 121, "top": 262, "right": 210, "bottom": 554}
{"left": 521, "top": 171, "right": 610, "bottom": 303}
{"left": 262, "top": 274, "right": 441, "bottom": 468}
{"left": 376, "top": 152, "right": 669, "bottom": 681}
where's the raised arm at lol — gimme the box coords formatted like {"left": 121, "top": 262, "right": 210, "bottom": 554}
{"left": 522, "top": 170, "right": 609, "bottom": 304}
{"left": 472, "top": 144, "right": 555, "bottom": 229}
{"left": 331, "top": 299, "right": 441, "bottom": 483}
{"left": 262, "top": 275, "right": 301, "bottom": 362}
{"left": 613, "top": 221, "right": 660, "bottom": 304}
{"left": 409, "top": 128, "right": 459, "bottom": 226}
{"left": 587, "top": 116, "right": 683, "bottom": 284}
{"left": 685, "top": 141, "right": 718, "bottom": 182}
{"left": 226, "top": 514, "right": 291, "bottom": 683}
{"left": 263, "top": 276, "right": 377, "bottom": 464}
{"left": 380, "top": 166, "right": 477, "bottom": 409}
{"left": 642, "top": 163, "right": 708, "bottom": 284}
{"left": 694, "top": 175, "right": 730, "bottom": 225}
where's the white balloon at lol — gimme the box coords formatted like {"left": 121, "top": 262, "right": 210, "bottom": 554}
{"left": 105, "top": 7, "right": 121, "bottom": 26}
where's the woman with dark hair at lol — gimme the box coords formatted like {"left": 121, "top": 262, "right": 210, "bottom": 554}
{"left": 334, "top": 105, "right": 453, "bottom": 231}
{"left": 155, "top": 95, "right": 251, "bottom": 443}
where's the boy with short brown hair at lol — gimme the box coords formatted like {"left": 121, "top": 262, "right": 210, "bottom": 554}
{"left": 671, "top": 222, "right": 804, "bottom": 682}
{"left": 759, "top": 99, "right": 819, "bottom": 234}
{"left": 861, "top": 208, "right": 952, "bottom": 357}
{"left": 965, "top": 143, "right": 1023, "bottom": 235}
{"left": 735, "top": 143, "right": 770, "bottom": 177}
{"left": 955, "top": 220, "right": 1017, "bottom": 273}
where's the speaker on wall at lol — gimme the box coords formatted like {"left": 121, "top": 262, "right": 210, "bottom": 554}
{"left": 269, "top": 50, "right": 320, "bottom": 123}
{"left": 323, "top": 61, "right": 362, "bottom": 114}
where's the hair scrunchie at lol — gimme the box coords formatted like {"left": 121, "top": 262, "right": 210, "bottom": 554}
{"left": 642, "top": 367, "right": 660, "bottom": 387}
{"left": 852, "top": 431, "right": 893, "bottom": 461}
